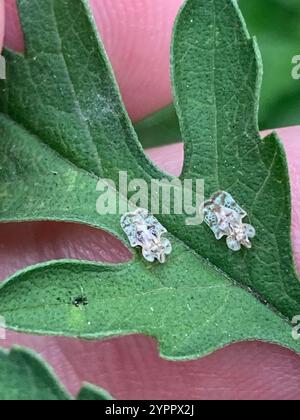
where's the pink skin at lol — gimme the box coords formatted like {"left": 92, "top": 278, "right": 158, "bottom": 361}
{"left": 1, "top": 0, "right": 300, "bottom": 400}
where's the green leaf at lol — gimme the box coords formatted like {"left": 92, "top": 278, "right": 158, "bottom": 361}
{"left": 135, "top": 0, "right": 300, "bottom": 146}
{"left": 171, "top": 0, "right": 300, "bottom": 320}
{"left": 0, "top": 346, "right": 112, "bottom": 400}
{"left": 0, "top": 0, "right": 300, "bottom": 360}
{"left": 0, "top": 0, "right": 161, "bottom": 182}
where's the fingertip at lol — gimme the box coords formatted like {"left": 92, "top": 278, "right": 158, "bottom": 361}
{"left": 146, "top": 143, "right": 184, "bottom": 177}
{"left": 4, "top": 0, "right": 24, "bottom": 52}
{"left": 275, "top": 127, "right": 300, "bottom": 275}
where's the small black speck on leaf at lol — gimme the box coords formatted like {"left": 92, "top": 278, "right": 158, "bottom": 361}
{"left": 72, "top": 295, "right": 88, "bottom": 308}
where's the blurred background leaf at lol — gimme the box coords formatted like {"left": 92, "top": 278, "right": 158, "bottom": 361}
{"left": 240, "top": 0, "right": 300, "bottom": 128}
{"left": 135, "top": 0, "right": 300, "bottom": 147}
